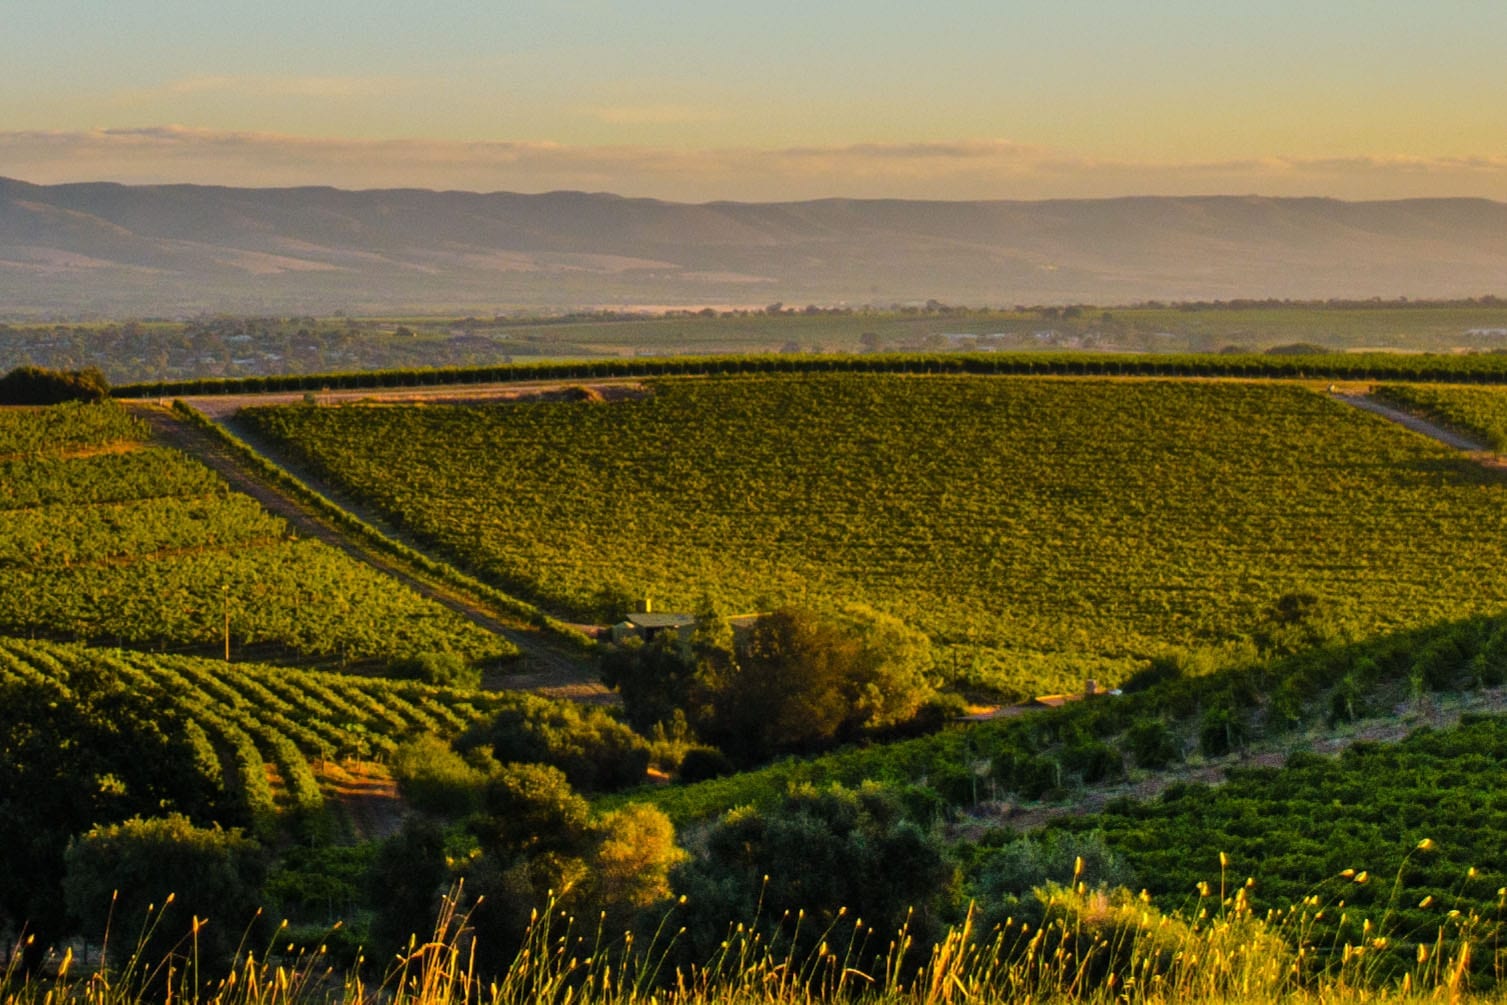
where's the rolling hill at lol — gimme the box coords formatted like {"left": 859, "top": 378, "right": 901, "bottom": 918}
{"left": 3, "top": 176, "right": 1507, "bottom": 314}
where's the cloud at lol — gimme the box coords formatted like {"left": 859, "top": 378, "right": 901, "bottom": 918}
{"left": 3, "top": 126, "right": 1507, "bottom": 203}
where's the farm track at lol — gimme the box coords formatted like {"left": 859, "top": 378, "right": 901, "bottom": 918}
{"left": 1337, "top": 392, "right": 1499, "bottom": 457}
{"left": 962, "top": 685, "right": 1507, "bottom": 837}
{"left": 127, "top": 403, "right": 609, "bottom": 703}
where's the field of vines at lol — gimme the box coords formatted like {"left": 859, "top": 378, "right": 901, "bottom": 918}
{"left": 1375, "top": 384, "right": 1507, "bottom": 453}
{"left": 623, "top": 610, "right": 1507, "bottom": 819}
{"left": 0, "top": 401, "right": 509, "bottom": 665}
{"left": 244, "top": 374, "right": 1507, "bottom": 696}
{"left": 0, "top": 635, "right": 513, "bottom": 828}
{"left": 1040, "top": 713, "right": 1507, "bottom": 944}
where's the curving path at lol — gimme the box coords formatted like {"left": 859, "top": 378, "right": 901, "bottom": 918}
{"left": 127, "top": 403, "right": 610, "bottom": 703}
{"left": 1333, "top": 392, "right": 1491, "bottom": 453}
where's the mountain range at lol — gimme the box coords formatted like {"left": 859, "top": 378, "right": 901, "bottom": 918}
{"left": 2, "top": 176, "right": 1505, "bottom": 315}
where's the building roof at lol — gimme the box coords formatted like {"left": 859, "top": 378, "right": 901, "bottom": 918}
{"left": 626, "top": 612, "right": 697, "bottom": 629}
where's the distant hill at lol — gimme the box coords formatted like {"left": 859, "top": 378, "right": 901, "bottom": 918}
{"left": 2, "top": 176, "right": 1505, "bottom": 314}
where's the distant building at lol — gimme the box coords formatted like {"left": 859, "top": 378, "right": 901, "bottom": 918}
{"left": 610, "top": 599, "right": 697, "bottom": 646}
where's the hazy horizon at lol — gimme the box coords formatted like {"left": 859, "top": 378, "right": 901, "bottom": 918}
{"left": 6, "top": 2, "right": 1507, "bottom": 202}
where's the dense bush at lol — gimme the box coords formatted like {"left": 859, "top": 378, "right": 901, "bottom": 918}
{"left": 459, "top": 694, "right": 651, "bottom": 792}
{"left": 672, "top": 783, "right": 956, "bottom": 968}
{"left": 62, "top": 814, "right": 265, "bottom": 971}
{"left": 0, "top": 365, "right": 109, "bottom": 405}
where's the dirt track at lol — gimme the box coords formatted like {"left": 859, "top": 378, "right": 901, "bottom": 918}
{"left": 127, "top": 402, "right": 610, "bottom": 703}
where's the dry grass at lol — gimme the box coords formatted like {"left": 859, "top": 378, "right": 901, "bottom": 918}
{"left": 7, "top": 863, "right": 1507, "bottom": 1005}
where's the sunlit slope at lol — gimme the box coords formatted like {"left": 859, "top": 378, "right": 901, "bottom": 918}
{"left": 0, "top": 401, "right": 508, "bottom": 665}
{"left": 1376, "top": 384, "right": 1507, "bottom": 452}
{"left": 244, "top": 375, "right": 1507, "bottom": 693}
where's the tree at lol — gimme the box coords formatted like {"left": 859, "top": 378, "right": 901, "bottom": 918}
{"left": 673, "top": 784, "right": 955, "bottom": 966}
{"left": 458, "top": 694, "right": 650, "bottom": 792}
{"left": 0, "top": 365, "right": 109, "bottom": 404}
{"left": 696, "top": 606, "right": 936, "bottom": 763}
{"left": 62, "top": 814, "right": 265, "bottom": 972}
{"left": 0, "top": 669, "right": 223, "bottom": 969}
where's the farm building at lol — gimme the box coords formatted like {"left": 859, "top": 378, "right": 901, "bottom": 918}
{"left": 610, "top": 600, "right": 697, "bottom": 645}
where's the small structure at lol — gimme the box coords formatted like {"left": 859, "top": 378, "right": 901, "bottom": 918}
{"left": 610, "top": 599, "right": 697, "bottom": 646}
{"left": 1029, "top": 679, "right": 1116, "bottom": 709}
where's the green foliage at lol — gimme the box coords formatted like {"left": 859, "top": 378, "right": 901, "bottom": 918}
{"left": 245, "top": 375, "right": 1507, "bottom": 696}
{"left": 672, "top": 783, "right": 955, "bottom": 964}
{"left": 368, "top": 816, "right": 450, "bottom": 957}
{"left": 0, "top": 660, "right": 226, "bottom": 956}
{"left": 0, "top": 401, "right": 509, "bottom": 665}
{"left": 963, "top": 831, "right": 1135, "bottom": 928}
{"left": 0, "top": 365, "right": 108, "bottom": 405}
{"left": 1047, "top": 714, "right": 1507, "bottom": 959}
{"left": 391, "top": 736, "right": 487, "bottom": 817}
{"left": 62, "top": 814, "right": 265, "bottom": 969}
{"left": 599, "top": 634, "right": 695, "bottom": 732}
{"left": 460, "top": 694, "right": 651, "bottom": 792}
{"left": 390, "top": 650, "right": 481, "bottom": 689}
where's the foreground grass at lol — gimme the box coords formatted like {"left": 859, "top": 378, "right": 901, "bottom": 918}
{"left": 6, "top": 880, "right": 1505, "bottom": 1005}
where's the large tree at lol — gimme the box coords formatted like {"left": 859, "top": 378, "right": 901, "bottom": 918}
{"left": 0, "top": 665, "right": 223, "bottom": 968}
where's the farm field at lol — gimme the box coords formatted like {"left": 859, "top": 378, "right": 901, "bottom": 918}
{"left": 1376, "top": 384, "right": 1507, "bottom": 452}
{"left": 0, "top": 635, "right": 513, "bottom": 828}
{"left": 243, "top": 373, "right": 1507, "bottom": 697}
{"left": 0, "top": 401, "right": 510, "bottom": 666}
{"left": 10, "top": 302, "right": 1507, "bottom": 385}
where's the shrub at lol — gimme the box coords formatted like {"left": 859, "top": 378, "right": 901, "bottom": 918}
{"left": 460, "top": 694, "right": 651, "bottom": 792}
{"left": 390, "top": 651, "right": 480, "bottom": 689}
{"left": 0, "top": 365, "right": 109, "bottom": 404}
{"left": 62, "top": 814, "right": 265, "bottom": 971}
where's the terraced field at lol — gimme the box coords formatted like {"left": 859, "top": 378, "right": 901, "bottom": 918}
{"left": 242, "top": 374, "right": 1507, "bottom": 696}
{"left": 0, "top": 401, "right": 510, "bottom": 665}
{"left": 0, "top": 635, "right": 511, "bottom": 827}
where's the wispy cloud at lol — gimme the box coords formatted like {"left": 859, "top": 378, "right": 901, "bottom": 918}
{"left": 3, "top": 126, "right": 1506, "bottom": 202}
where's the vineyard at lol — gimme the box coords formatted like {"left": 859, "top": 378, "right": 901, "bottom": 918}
{"left": 1374, "top": 384, "right": 1507, "bottom": 453}
{"left": 0, "top": 635, "right": 512, "bottom": 829}
{"left": 621, "top": 610, "right": 1507, "bottom": 820}
{"left": 0, "top": 400, "right": 510, "bottom": 665}
{"left": 1040, "top": 713, "right": 1507, "bottom": 941}
{"left": 243, "top": 374, "right": 1507, "bottom": 696}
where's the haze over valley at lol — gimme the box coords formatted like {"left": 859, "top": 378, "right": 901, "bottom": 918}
{"left": 5, "top": 176, "right": 1507, "bottom": 315}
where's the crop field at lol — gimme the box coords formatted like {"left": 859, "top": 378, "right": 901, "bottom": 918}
{"left": 0, "top": 401, "right": 509, "bottom": 665}
{"left": 243, "top": 373, "right": 1507, "bottom": 696}
{"left": 1376, "top": 384, "right": 1507, "bottom": 453}
{"left": 0, "top": 635, "right": 511, "bottom": 826}
{"left": 1042, "top": 713, "right": 1507, "bottom": 937}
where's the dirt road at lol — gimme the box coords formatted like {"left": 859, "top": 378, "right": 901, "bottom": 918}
{"left": 128, "top": 403, "right": 610, "bottom": 703}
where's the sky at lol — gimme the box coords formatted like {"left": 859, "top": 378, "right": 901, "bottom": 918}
{"left": 3, "top": 1, "right": 1507, "bottom": 202}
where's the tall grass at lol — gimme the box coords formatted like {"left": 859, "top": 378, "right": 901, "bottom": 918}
{"left": 4, "top": 872, "right": 1502, "bottom": 1004}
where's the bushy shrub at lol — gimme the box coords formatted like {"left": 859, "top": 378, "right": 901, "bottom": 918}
{"left": 392, "top": 735, "right": 488, "bottom": 817}
{"left": 460, "top": 694, "right": 650, "bottom": 792}
{"left": 63, "top": 814, "right": 265, "bottom": 970}
{"left": 389, "top": 651, "right": 480, "bottom": 689}
{"left": 0, "top": 365, "right": 109, "bottom": 404}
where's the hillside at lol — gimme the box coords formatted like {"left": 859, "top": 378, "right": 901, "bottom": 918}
{"left": 0, "top": 399, "right": 510, "bottom": 665}
{"left": 234, "top": 375, "right": 1507, "bottom": 700}
{"left": 5, "top": 177, "right": 1507, "bottom": 313}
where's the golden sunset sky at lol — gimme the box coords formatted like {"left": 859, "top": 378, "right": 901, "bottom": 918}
{"left": 4, "top": 1, "right": 1506, "bottom": 201}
